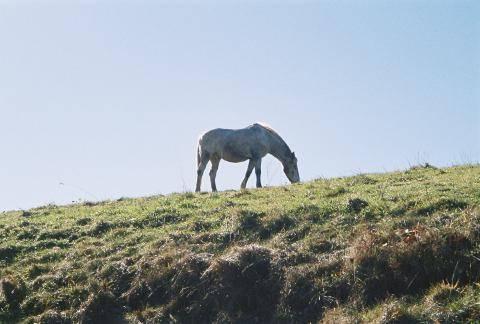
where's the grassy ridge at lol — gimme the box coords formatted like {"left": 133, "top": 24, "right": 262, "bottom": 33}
{"left": 1, "top": 164, "right": 479, "bottom": 323}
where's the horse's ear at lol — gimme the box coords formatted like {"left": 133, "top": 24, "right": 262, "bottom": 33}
{"left": 292, "top": 152, "right": 296, "bottom": 157}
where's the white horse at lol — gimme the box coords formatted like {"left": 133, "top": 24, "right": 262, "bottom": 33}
{"left": 195, "top": 123, "right": 300, "bottom": 192}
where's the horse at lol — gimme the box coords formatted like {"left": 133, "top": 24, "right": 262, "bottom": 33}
{"left": 195, "top": 123, "right": 300, "bottom": 192}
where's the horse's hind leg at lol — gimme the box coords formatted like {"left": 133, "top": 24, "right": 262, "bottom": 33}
{"left": 195, "top": 155, "right": 209, "bottom": 192}
{"left": 241, "top": 159, "right": 255, "bottom": 189}
{"left": 209, "top": 158, "right": 220, "bottom": 192}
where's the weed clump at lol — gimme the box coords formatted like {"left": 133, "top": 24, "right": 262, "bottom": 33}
{"left": 417, "top": 198, "right": 468, "bottom": 215}
{"left": 21, "top": 210, "right": 32, "bottom": 217}
{"left": 280, "top": 266, "right": 322, "bottom": 321}
{"left": 349, "top": 227, "right": 479, "bottom": 305}
{"left": 378, "top": 299, "right": 420, "bottom": 324}
{"left": 408, "top": 163, "right": 438, "bottom": 171}
{"left": 164, "top": 253, "right": 213, "bottom": 318}
{"left": 28, "top": 264, "right": 50, "bottom": 279}
{"left": 193, "top": 231, "right": 235, "bottom": 245}
{"left": 38, "top": 310, "right": 71, "bottom": 324}
{"left": 127, "top": 245, "right": 281, "bottom": 322}
{"left": 83, "top": 201, "right": 99, "bottom": 207}
{"left": 17, "top": 226, "right": 39, "bottom": 240}
{"left": 100, "top": 259, "right": 135, "bottom": 297}
{"left": 0, "top": 277, "right": 26, "bottom": 314}
{"left": 89, "top": 220, "right": 114, "bottom": 236}
{"left": 75, "top": 217, "right": 92, "bottom": 226}
{"left": 76, "top": 290, "right": 121, "bottom": 324}
{"left": 231, "top": 209, "right": 264, "bottom": 233}
{"left": 0, "top": 245, "right": 20, "bottom": 264}
{"left": 144, "top": 211, "right": 186, "bottom": 227}
{"left": 426, "top": 281, "right": 461, "bottom": 306}
{"left": 326, "top": 186, "right": 347, "bottom": 197}
{"left": 349, "top": 174, "right": 378, "bottom": 185}
{"left": 279, "top": 257, "right": 348, "bottom": 322}
{"left": 37, "top": 229, "right": 74, "bottom": 241}
{"left": 260, "top": 214, "right": 297, "bottom": 239}
{"left": 201, "top": 245, "right": 281, "bottom": 322}
{"left": 21, "top": 294, "right": 47, "bottom": 316}
{"left": 190, "top": 220, "right": 215, "bottom": 232}
{"left": 124, "top": 251, "right": 190, "bottom": 308}
{"left": 347, "top": 198, "right": 369, "bottom": 213}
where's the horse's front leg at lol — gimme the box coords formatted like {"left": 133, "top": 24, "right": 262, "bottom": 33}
{"left": 255, "top": 158, "right": 262, "bottom": 188}
{"left": 209, "top": 158, "right": 220, "bottom": 192}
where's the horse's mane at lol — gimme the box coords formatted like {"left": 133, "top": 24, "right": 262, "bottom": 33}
{"left": 255, "top": 122, "right": 293, "bottom": 155}
{"left": 255, "top": 122, "right": 280, "bottom": 137}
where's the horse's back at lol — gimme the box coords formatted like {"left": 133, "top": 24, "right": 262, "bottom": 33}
{"left": 199, "top": 128, "right": 233, "bottom": 146}
{"left": 199, "top": 125, "right": 262, "bottom": 144}
{"left": 198, "top": 128, "right": 233, "bottom": 155}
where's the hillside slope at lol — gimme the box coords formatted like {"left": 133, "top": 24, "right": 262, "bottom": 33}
{"left": 1, "top": 164, "right": 479, "bottom": 323}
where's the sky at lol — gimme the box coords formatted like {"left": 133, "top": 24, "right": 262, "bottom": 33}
{"left": 0, "top": 0, "right": 479, "bottom": 211}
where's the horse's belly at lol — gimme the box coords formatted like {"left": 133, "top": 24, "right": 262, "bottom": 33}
{"left": 222, "top": 146, "right": 250, "bottom": 163}
{"left": 222, "top": 152, "right": 249, "bottom": 163}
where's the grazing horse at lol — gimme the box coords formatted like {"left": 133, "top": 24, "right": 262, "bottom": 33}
{"left": 195, "top": 123, "right": 300, "bottom": 192}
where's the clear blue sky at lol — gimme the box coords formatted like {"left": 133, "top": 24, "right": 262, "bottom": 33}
{"left": 1, "top": 1, "right": 478, "bottom": 211}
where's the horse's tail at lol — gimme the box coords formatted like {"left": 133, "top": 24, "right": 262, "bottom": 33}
{"left": 196, "top": 134, "right": 204, "bottom": 167}
{"left": 197, "top": 144, "right": 201, "bottom": 167}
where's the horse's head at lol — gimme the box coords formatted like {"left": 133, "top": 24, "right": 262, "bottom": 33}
{"left": 283, "top": 152, "right": 300, "bottom": 183}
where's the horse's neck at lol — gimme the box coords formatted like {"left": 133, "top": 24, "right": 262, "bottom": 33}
{"left": 266, "top": 132, "right": 290, "bottom": 163}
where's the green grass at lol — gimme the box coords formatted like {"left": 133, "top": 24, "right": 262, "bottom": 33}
{"left": 1, "top": 164, "right": 479, "bottom": 323}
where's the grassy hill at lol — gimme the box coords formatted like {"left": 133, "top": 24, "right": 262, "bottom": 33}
{"left": 1, "top": 164, "right": 479, "bottom": 323}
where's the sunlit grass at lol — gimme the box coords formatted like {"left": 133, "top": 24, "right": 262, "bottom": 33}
{"left": 1, "top": 164, "right": 479, "bottom": 322}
